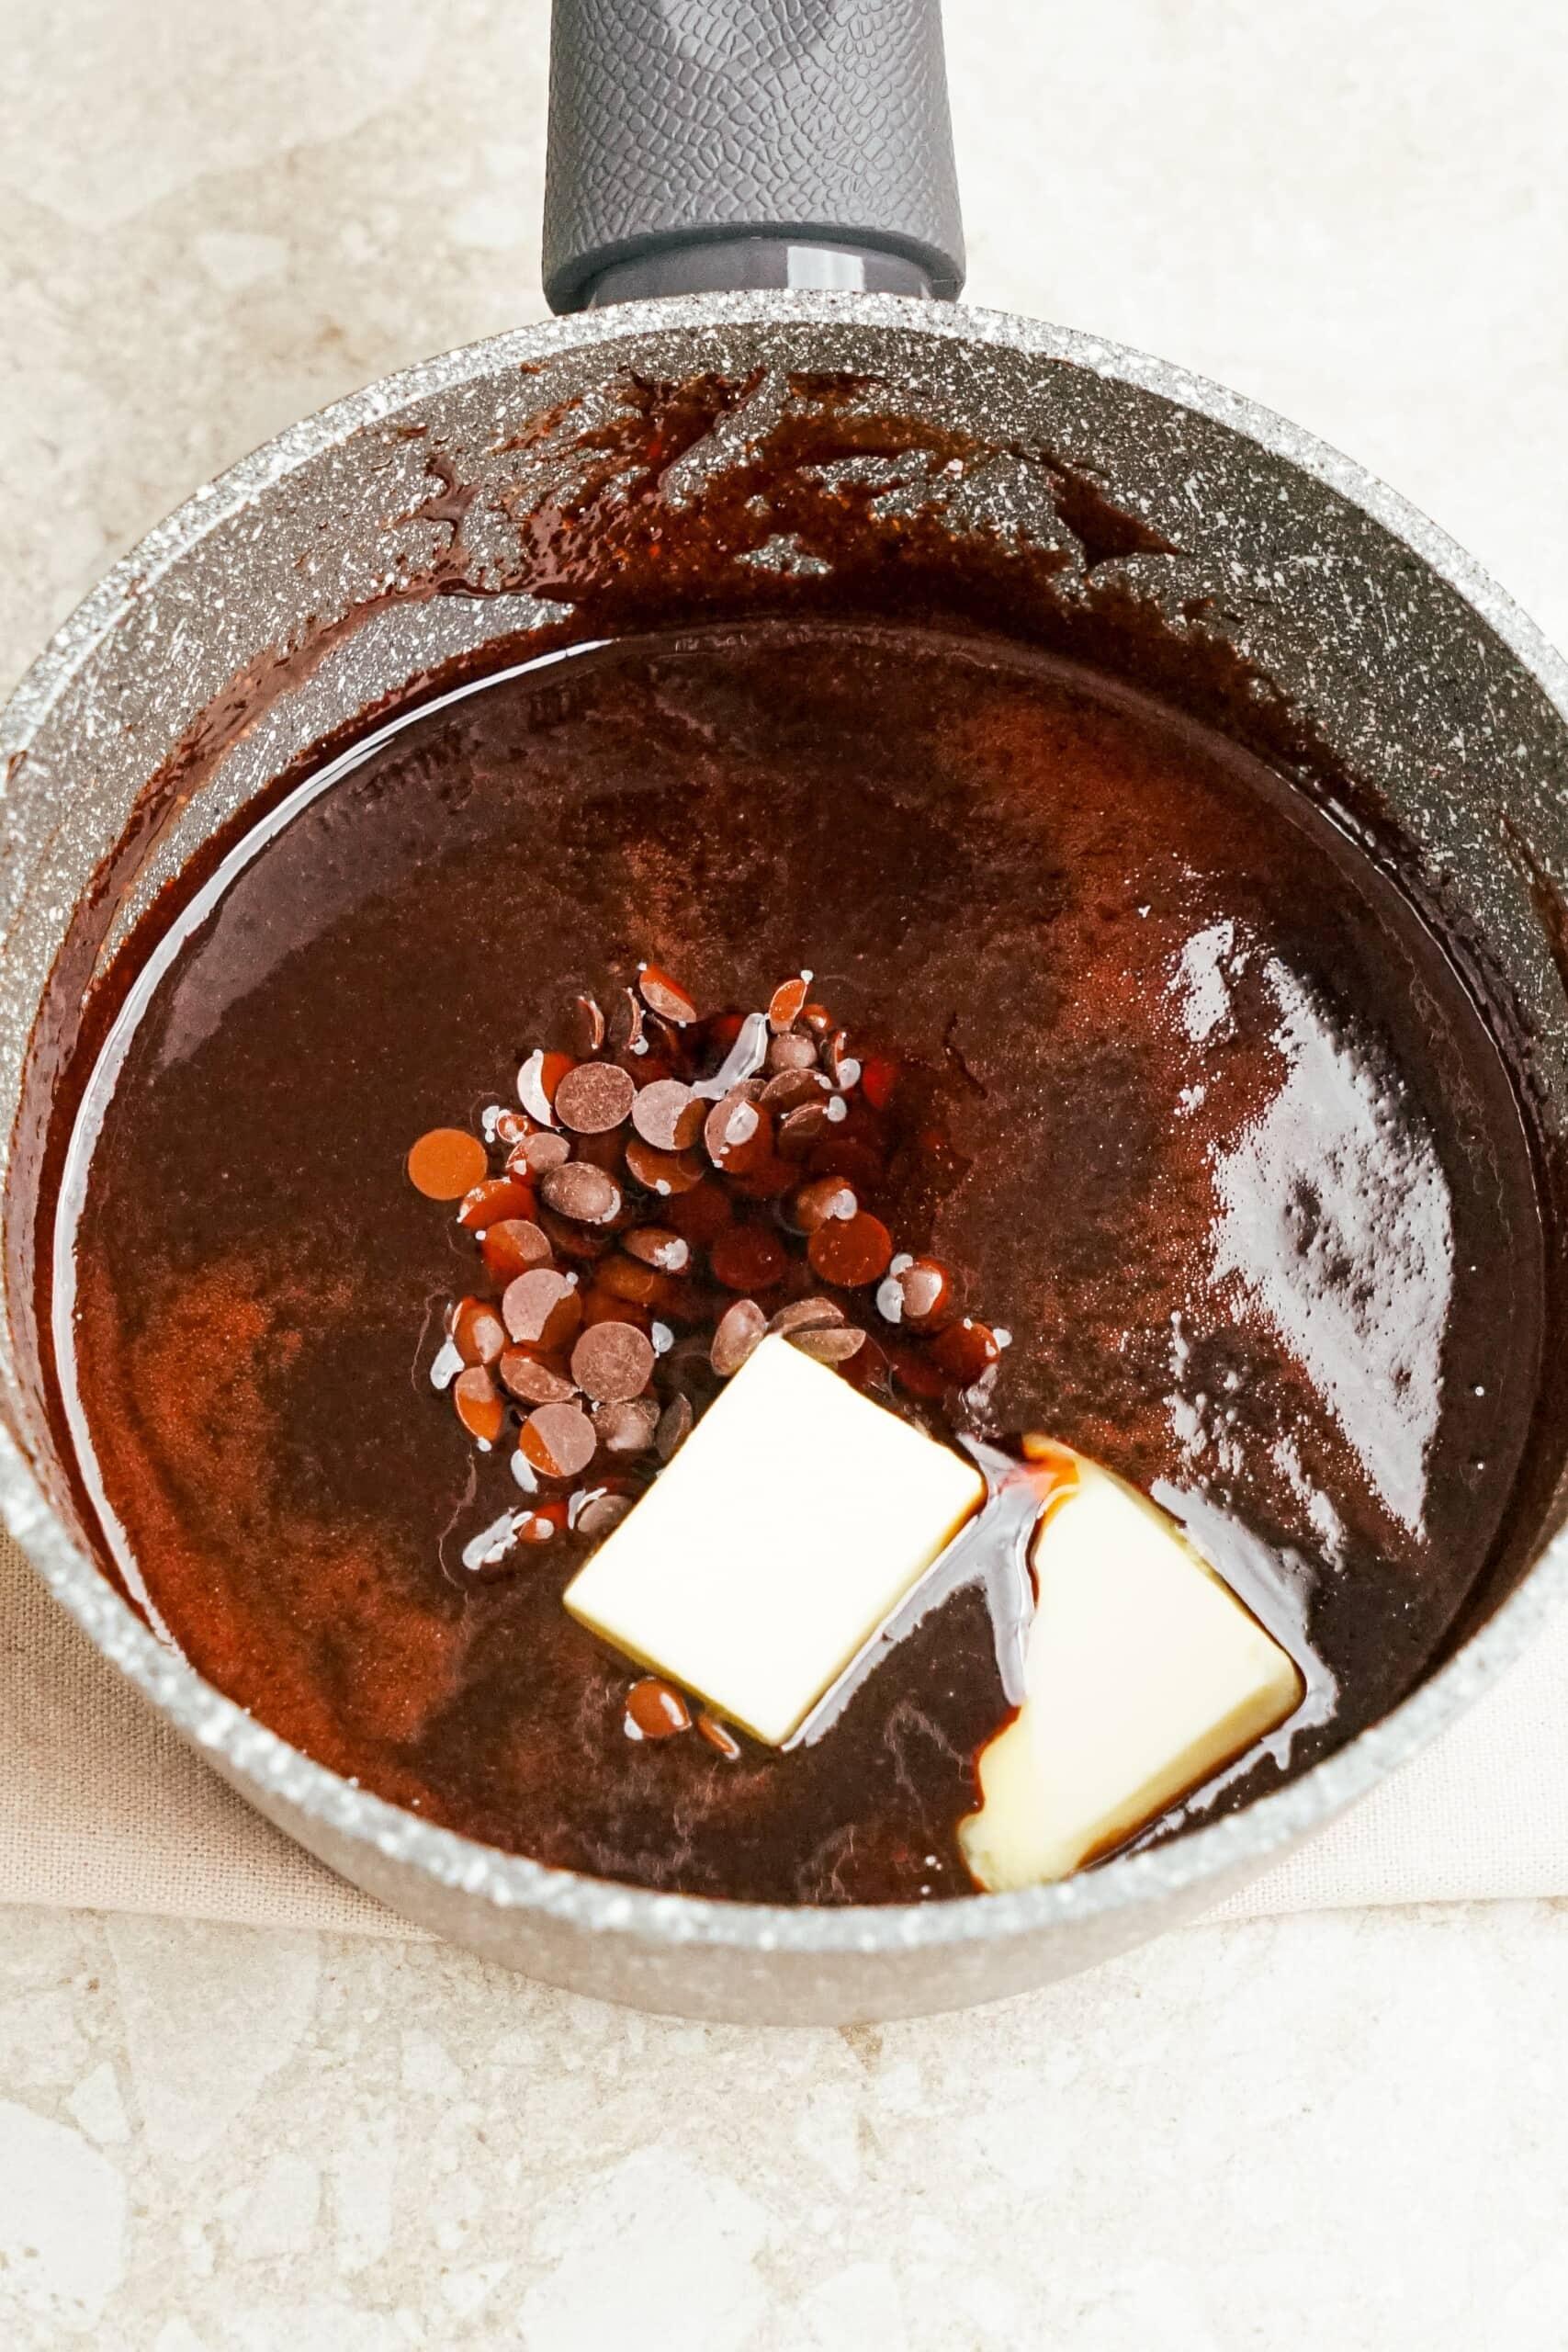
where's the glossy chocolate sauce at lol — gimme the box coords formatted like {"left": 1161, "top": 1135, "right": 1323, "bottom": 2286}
{"left": 56, "top": 620, "right": 1546, "bottom": 1902}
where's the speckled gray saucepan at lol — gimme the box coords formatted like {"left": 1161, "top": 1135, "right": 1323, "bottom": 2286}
{"left": 3, "top": 5, "right": 1568, "bottom": 2024}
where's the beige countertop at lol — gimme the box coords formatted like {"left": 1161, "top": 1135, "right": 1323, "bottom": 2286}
{"left": 5, "top": 3, "right": 1568, "bottom": 2344}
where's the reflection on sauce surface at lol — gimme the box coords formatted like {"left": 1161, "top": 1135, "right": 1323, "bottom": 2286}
{"left": 56, "top": 622, "right": 1547, "bottom": 1902}
{"left": 1207, "top": 946, "right": 1453, "bottom": 1540}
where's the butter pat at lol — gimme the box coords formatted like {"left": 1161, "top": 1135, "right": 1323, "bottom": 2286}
{"left": 960, "top": 1457, "right": 1303, "bottom": 1892}
{"left": 563, "top": 1335, "right": 985, "bottom": 1745}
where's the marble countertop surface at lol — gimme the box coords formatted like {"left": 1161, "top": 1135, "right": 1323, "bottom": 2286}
{"left": 5, "top": 3, "right": 1568, "bottom": 2344}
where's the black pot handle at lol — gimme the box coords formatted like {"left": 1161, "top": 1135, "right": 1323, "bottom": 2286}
{"left": 542, "top": 0, "right": 965, "bottom": 312}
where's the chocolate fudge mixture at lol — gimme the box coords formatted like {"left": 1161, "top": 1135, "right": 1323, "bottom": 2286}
{"left": 55, "top": 620, "right": 1546, "bottom": 1901}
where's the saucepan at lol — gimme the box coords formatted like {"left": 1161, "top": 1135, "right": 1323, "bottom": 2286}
{"left": 2, "top": 1, "right": 1567, "bottom": 2023}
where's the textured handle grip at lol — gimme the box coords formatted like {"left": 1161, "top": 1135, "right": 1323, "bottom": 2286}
{"left": 543, "top": 0, "right": 965, "bottom": 312}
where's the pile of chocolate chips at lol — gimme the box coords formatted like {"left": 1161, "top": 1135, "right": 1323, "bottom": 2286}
{"left": 409, "top": 965, "right": 1006, "bottom": 1601}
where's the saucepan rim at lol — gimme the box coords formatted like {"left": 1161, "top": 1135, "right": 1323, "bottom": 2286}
{"left": 5, "top": 288, "right": 1566, "bottom": 1957}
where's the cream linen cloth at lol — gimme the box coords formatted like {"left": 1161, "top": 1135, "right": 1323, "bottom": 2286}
{"left": 5, "top": 1525, "right": 1568, "bottom": 1939}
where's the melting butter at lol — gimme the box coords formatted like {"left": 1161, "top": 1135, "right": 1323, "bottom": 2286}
{"left": 564, "top": 1336, "right": 985, "bottom": 1747}
{"left": 960, "top": 1454, "right": 1304, "bottom": 1892}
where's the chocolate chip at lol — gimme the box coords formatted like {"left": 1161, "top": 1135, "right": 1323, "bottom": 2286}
{"left": 823, "top": 1028, "right": 862, "bottom": 1090}
{"left": 930, "top": 1317, "right": 1001, "bottom": 1383}
{"left": 539, "top": 1161, "right": 622, "bottom": 1225}
{"left": 451, "top": 1296, "right": 506, "bottom": 1368}
{"left": 577, "top": 1489, "right": 634, "bottom": 1539}
{"left": 625, "top": 1136, "right": 705, "bottom": 1195}
{"left": 625, "top": 1678, "right": 692, "bottom": 1738}
{"left": 791, "top": 1175, "right": 859, "bottom": 1232}
{"left": 767, "top": 974, "right": 811, "bottom": 1032}
{"left": 480, "top": 1218, "right": 553, "bottom": 1280}
{"left": 637, "top": 963, "right": 698, "bottom": 1024}
{"left": 630, "top": 1078, "right": 704, "bottom": 1151}
{"left": 519, "top": 1399, "right": 596, "bottom": 1480}
{"left": 656, "top": 1393, "right": 694, "bottom": 1462}
{"left": 453, "top": 1367, "right": 506, "bottom": 1444}
{"left": 710, "top": 1297, "right": 766, "bottom": 1376}
{"left": 622, "top": 1226, "right": 691, "bottom": 1272}
{"left": 787, "top": 1324, "right": 868, "bottom": 1365}
{"left": 593, "top": 1396, "right": 660, "bottom": 1454}
{"left": 554, "top": 1060, "right": 637, "bottom": 1135}
{"left": 407, "top": 1127, "right": 488, "bottom": 1201}
{"left": 807, "top": 1211, "right": 894, "bottom": 1287}
{"left": 768, "top": 1295, "right": 846, "bottom": 1336}
{"left": 499, "top": 1348, "right": 578, "bottom": 1406}
{"left": 513, "top": 1508, "right": 563, "bottom": 1550}
{"left": 761, "top": 1066, "right": 829, "bottom": 1112}
{"left": 455, "top": 1177, "right": 533, "bottom": 1232}
{"left": 799, "top": 1002, "right": 833, "bottom": 1037}
{"left": 695, "top": 1713, "right": 741, "bottom": 1759}
{"left": 761, "top": 1048, "right": 822, "bottom": 1091}
{"left": 708, "top": 1226, "right": 787, "bottom": 1291}
{"left": 584, "top": 1257, "right": 656, "bottom": 1311}
{"left": 571, "top": 1319, "right": 656, "bottom": 1404}
{"left": 502, "top": 1267, "right": 581, "bottom": 1350}
{"left": 517, "top": 1047, "right": 571, "bottom": 1125}
{"left": 515, "top": 1128, "right": 571, "bottom": 1173}
{"left": 570, "top": 993, "right": 607, "bottom": 1056}
{"left": 610, "top": 987, "right": 647, "bottom": 1057}
{"left": 704, "top": 1088, "right": 768, "bottom": 1172}
{"left": 883, "top": 1255, "right": 958, "bottom": 1329}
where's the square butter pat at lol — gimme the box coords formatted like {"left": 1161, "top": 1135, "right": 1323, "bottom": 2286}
{"left": 563, "top": 1335, "right": 985, "bottom": 1745}
{"left": 960, "top": 1458, "right": 1303, "bottom": 1892}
